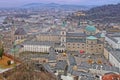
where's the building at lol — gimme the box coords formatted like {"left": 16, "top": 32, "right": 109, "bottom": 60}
{"left": 102, "top": 73, "right": 120, "bottom": 80}
{"left": 14, "top": 27, "right": 27, "bottom": 40}
{"left": 0, "top": 27, "right": 14, "bottom": 52}
{"left": 103, "top": 43, "right": 120, "bottom": 70}
{"left": 66, "top": 25, "right": 105, "bottom": 54}
{"left": 36, "top": 25, "right": 105, "bottom": 54}
{"left": 21, "top": 41, "right": 54, "bottom": 53}
{"left": 55, "top": 60, "right": 68, "bottom": 75}
{"left": 36, "top": 32, "right": 60, "bottom": 43}
{"left": 109, "top": 50, "right": 120, "bottom": 70}
{"left": 105, "top": 33, "right": 120, "bottom": 49}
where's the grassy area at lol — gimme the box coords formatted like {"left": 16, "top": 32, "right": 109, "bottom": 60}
{"left": 0, "top": 56, "right": 18, "bottom": 69}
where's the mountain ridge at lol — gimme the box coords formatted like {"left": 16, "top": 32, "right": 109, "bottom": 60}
{"left": 22, "top": 3, "right": 96, "bottom": 10}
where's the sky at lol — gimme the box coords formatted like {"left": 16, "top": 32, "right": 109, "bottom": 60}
{"left": 0, "top": 0, "right": 120, "bottom": 8}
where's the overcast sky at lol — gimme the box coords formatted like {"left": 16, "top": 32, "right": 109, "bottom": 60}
{"left": 0, "top": 0, "right": 120, "bottom": 8}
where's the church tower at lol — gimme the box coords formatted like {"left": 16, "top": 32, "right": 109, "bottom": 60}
{"left": 60, "top": 30, "right": 66, "bottom": 47}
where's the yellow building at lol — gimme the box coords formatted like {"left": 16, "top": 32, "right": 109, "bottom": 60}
{"left": 66, "top": 25, "right": 104, "bottom": 54}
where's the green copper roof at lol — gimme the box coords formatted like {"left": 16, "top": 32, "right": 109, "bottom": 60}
{"left": 87, "top": 36, "right": 98, "bottom": 40}
{"left": 85, "top": 25, "right": 96, "bottom": 32}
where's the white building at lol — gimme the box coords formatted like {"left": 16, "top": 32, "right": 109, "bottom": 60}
{"left": 21, "top": 41, "right": 65, "bottom": 53}
{"left": 109, "top": 50, "right": 120, "bottom": 71}
{"left": 105, "top": 34, "right": 120, "bottom": 49}
{"left": 21, "top": 41, "right": 54, "bottom": 53}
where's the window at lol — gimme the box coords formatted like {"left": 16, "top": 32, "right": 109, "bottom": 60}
{"left": 82, "top": 44, "right": 84, "bottom": 45}
{"left": 99, "top": 48, "right": 101, "bottom": 49}
{"left": 91, "top": 46, "right": 93, "bottom": 47}
{"left": 62, "top": 32, "right": 64, "bottom": 35}
{"left": 91, "top": 42, "right": 93, "bottom": 44}
{"left": 68, "top": 43, "right": 70, "bottom": 45}
{"left": 99, "top": 45, "right": 101, "bottom": 47}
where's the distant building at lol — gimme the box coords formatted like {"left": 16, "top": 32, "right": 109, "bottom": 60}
{"left": 14, "top": 27, "right": 27, "bottom": 40}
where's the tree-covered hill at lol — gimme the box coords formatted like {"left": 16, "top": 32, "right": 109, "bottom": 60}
{"left": 86, "top": 3, "right": 120, "bottom": 23}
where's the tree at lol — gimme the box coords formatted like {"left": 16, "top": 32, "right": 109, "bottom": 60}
{"left": 0, "top": 46, "right": 4, "bottom": 59}
{"left": 7, "top": 60, "right": 11, "bottom": 65}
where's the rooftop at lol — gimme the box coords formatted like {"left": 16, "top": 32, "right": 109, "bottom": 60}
{"left": 106, "top": 34, "right": 120, "bottom": 43}
{"left": 14, "top": 27, "right": 27, "bottom": 35}
{"left": 87, "top": 36, "right": 98, "bottom": 40}
{"left": 85, "top": 25, "right": 96, "bottom": 32}
{"left": 110, "top": 50, "right": 120, "bottom": 63}
{"left": 55, "top": 60, "right": 68, "bottom": 70}
{"left": 69, "top": 55, "right": 76, "bottom": 66}
{"left": 66, "top": 38, "right": 86, "bottom": 43}
{"left": 66, "top": 33, "right": 86, "bottom": 37}
{"left": 22, "top": 41, "right": 54, "bottom": 46}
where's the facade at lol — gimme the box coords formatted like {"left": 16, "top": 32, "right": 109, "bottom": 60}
{"left": 66, "top": 25, "right": 104, "bottom": 54}
{"left": 36, "top": 33, "right": 60, "bottom": 43}
{"left": 103, "top": 48, "right": 109, "bottom": 60}
{"left": 21, "top": 41, "right": 65, "bottom": 53}
{"left": 22, "top": 41, "right": 53, "bottom": 53}
{"left": 36, "top": 25, "right": 105, "bottom": 54}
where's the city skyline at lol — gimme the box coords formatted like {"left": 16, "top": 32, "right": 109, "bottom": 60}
{"left": 0, "top": 0, "right": 120, "bottom": 8}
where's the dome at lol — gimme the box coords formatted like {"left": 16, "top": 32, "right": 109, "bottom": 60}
{"left": 85, "top": 25, "right": 96, "bottom": 32}
{"left": 87, "top": 36, "right": 97, "bottom": 40}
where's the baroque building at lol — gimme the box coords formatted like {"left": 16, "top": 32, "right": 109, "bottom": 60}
{"left": 36, "top": 25, "right": 105, "bottom": 54}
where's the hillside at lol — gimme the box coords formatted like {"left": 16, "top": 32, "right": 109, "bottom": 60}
{"left": 86, "top": 3, "right": 120, "bottom": 23}
{"left": 22, "top": 3, "right": 95, "bottom": 10}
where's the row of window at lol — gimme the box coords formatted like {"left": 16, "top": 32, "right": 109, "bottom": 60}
{"left": 68, "top": 43, "right": 85, "bottom": 45}
{"left": 68, "top": 44, "right": 102, "bottom": 47}
{"left": 87, "top": 48, "right": 102, "bottom": 50}
{"left": 68, "top": 46, "right": 85, "bottom": 49}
